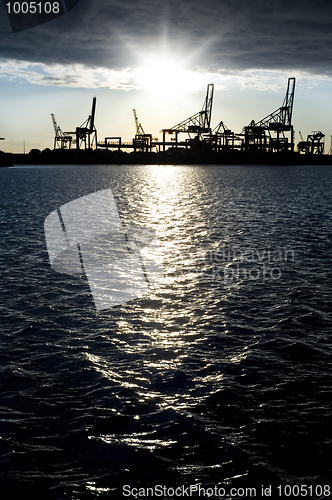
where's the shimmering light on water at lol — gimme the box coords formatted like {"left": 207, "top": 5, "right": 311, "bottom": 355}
{"left": 0, "top": 164, "right": 331, "bottom": 499}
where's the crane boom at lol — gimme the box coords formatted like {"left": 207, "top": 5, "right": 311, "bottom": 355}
{"left": 252, "top": 77, "right": 296, "bottom": 129}
{"left": 244, "top": 77, "right": 296, "bottom": 153}
{"left": 282, "top": 77, "right": 295, "bottom": 126}
{"left": 89, "top": 97, "right": 96, "bottom": 132}
{"left": 75, "top": 97, "right": 97, "bottom": 150}
{"left": 132, "top": 109, "right": 145, "bottom": 136}
{"left": 51, "top": 113, "right": 75, "bottom": 149}
{"left": 202, "top": 83, "right": 214, "bottom": 129}
{"left": 162, "top": 83, "right": 214, "bottom": 135}
{"left": 51, "top": 113, "right": 61, "bottom": 135}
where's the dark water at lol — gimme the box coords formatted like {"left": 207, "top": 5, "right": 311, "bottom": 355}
{"left": 0, "top": 164, "right": 331, "bottom": 500}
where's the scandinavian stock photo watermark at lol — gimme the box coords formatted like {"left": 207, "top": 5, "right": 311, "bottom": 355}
{"left": 44, "top": 189, "right": 295, "bottom": 310}
{"left": 44, "top": 189, "right": 164, "bottom": 311}
{"left": 168, "top": 244, "right": 295, "bottom": 283}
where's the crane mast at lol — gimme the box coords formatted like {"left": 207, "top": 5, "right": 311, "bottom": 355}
{"left": 46, "top": 75, "right": 328, "bottom": 159}
{"left": 133, "top": 109, "right": 145, "bottom": 136}
{"left": 76, "top": 97, "right": 97, "bottom": 150}
{"left": 160, "top": 84, "right": 215, "bottom": 151}
{"left": 131, "top": 109, "right": 152, "bottom": 152}
{"left": 244, "top": 78, "right": 296, "bottom": 153}
{"left": 51, "top": 113, "right": 74, "bottom": 149}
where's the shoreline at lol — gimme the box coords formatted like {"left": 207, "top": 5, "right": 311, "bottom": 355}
{"left": 2, "top": 149, "right": 332, "bottom": 167}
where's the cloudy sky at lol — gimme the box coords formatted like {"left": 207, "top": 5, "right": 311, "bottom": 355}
{"left": 1, "top": 0, "right": 332, "bottom": 152}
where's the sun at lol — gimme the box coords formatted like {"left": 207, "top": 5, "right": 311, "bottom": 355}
{"left": 137, "top": 56, "right": 204, "bottom": 96}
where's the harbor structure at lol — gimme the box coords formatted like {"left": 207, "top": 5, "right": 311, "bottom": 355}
{"left": 47, "top": 77, "right": 328, "bottom": 159}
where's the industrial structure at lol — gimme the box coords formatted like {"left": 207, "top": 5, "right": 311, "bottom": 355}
{"left": 244, "top": 77, "right": 295, "bottom": 153}
{"left": 161, "top": 83, "right": 214, "bottom": 151}
{"left": 51, "top": 114, "right": 74, "bottom": 149}
{"left": 132, "top": 109, "right": 154, "bottom": 152}
{"left": 75, "top": 97, "right": 97, "bottom": 150}
{"left": 97, "top": 109, "right": 156, "bottom": 152}
{"left": 157, "top": 79, "right": 297, "bottom": 155}
{"left": 203, "top": 120, "right": 241, "bottom": 152}
{"left": 52, "top": 98, "right": 97, "bottom": 150}
{"left": 49, "top": 77, "right": 329, "bottom": 160}
{"left": 297, "top": 131, "right": 325, "bottom": 155}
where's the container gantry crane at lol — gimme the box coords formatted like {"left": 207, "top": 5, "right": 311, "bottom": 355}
{"left": 206, "top": 120, "right": 243, "bottom": 152}
{"left": 133, "top": 109, "right": 144, "bottom": 136}
{"left": 244, "top": 77, "right": 296, "bottom": 153}
{"left": 298, "top": 131, "right": 325, "bottom": 155}
{"left": 76, "top": 97, "right": 97, "bottom": 150}
{"left": 161, "top": 84, "right": 214, "bottom": 151}
{"left": 51, "top": 114, "right": 75, "bottom": 149}
{"left": 132, "top": 109, "right": 153, "bottom": 152}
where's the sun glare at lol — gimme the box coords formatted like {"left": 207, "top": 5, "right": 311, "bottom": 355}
{"left": 137, "top": 57, "right": 204, "bottom": 96}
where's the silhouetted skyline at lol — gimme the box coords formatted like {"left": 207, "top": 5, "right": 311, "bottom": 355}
{"left": 1, "top": 0, "right": 332, "bottom": 152}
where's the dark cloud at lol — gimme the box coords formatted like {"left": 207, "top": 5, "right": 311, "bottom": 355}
{"left": 1, "top": 0, "right": 332, "bottom": 75}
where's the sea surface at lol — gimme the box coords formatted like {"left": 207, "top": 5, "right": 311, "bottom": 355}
{"left": 0, "top": 164, "right": 331, "bottom": 500}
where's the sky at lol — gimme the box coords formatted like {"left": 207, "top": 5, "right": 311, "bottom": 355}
{"left": 1, "top": 0, "right": 332, "bottom": 153}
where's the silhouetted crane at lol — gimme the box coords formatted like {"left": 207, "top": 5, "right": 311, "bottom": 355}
{"left": 51, "top": 114, "right": 74, "bottom": 149}
{"left": 161, "top": 84, "right": 214, "bottom": 151}
{"left": 244, "top": 78, "right": 296, "bottom": 153}
{"left": 253, "top": 78, "right": 295, "bottom": 129}
{"left": 132, "top": 109, "right": 153, "bottom": 152}
{"left": 297, "top": 130, "right": 325, "bottom": 155}
{"left": 207, "top": 120, "right": 242, "bottom": 151}
{"left": 76, "top": 97, "right": 97, "bottom": 150}
{"left": 133, "top": 109, "right": 145, "bottom": 136}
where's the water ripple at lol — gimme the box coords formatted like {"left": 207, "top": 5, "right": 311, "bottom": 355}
{"left": 0, "top": 165, "right": 331, "bottom": 499}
